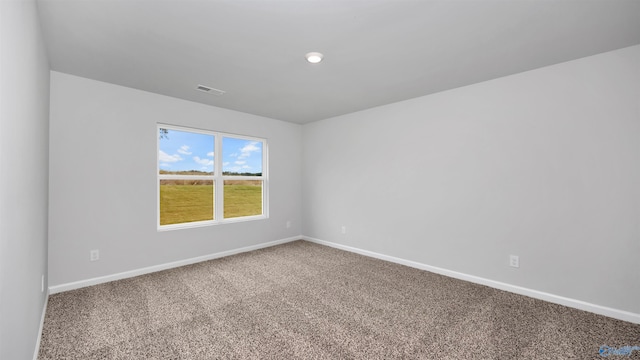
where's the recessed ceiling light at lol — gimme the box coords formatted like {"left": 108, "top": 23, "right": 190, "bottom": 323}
{"left": 305, "top": 52, "right": 323, "bottom": 64}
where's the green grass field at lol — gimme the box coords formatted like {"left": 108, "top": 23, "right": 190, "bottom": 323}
{"left": 159, "top": 184, "right": 262, "bottom": 225}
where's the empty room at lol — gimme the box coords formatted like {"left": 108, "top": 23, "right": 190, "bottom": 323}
{"left": 1, "top": 0, "right": 639, "bottom": 359}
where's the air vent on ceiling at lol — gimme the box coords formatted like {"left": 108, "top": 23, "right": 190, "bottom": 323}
{"left": 196, "top": 84, "right": 226, "bottom": 96}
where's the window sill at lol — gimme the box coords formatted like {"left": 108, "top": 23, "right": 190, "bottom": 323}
{"left": 157, "top": 214, "right": 268, "bottom": 232}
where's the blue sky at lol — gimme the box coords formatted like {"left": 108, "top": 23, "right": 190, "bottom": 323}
{"left": 158, "top": 128, "right": 262, "bottom": 174}
{"left": 221, "top": 137, "right": 263, "bottom": 174}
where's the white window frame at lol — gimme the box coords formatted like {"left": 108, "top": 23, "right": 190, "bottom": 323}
{"left": 157, "top": 124, "right": 268, "bottom": 231}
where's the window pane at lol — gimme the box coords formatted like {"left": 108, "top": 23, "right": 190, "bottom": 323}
{"left": 222, "top": 137, "right": 263, "bottom": 176}
{"left": 224, "top": 180, "right": 262, "bottom": 218}
{"left": 160, "top": 179, "right": 214, "bottom": 225}
{"left": 159, "top": 128, "right": 214, "bottom": 175}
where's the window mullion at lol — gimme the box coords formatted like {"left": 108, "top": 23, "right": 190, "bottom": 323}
{"left": 214, "top": 133, "right": 224, "bottom": 221}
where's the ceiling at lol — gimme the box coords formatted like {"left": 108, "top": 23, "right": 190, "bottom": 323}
{"left": 37, "top": 0, "right": 640, "bottom": 124}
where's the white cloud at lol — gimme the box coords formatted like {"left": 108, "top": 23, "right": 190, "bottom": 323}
{"left": 159, "top": 150, "right": 183, "bottom": 163}
{"left": 160, "top": 163, "right": 171, "bottom": 168}
{"left": 223, "top": 162, "right": 230, "bottom": 166}
{"left": 177, "top": 145, "right": 192, "bottom": 155}
{"left": 235, "top": 160, "right": 246, "bottom": 165}
{"left": 239, "top": 142, "right": 260, "bottom": 159}
{"left": 207, "top": 151, "right": 214, "bottom": 157}
{"left": 241, "top": 142, "right": 260, "bottom": 154}
{"left": 242, "top": 165, "right": 250, "bottom": 169}
{"left": 194, "top": 156, "right": 214, "bottom": 166}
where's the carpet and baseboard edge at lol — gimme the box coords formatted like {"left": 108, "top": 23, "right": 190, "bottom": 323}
{"left": 46, "top": 234, "right": 639, "bottom": 325}
{"left": 48, "top": 236, "right": 302, "bottom": 295}
{"left": 33, "top": 290, "right": 49, "bottom": 360}
{"left": 302, "top": 236, "right": 640, "bottom": 325}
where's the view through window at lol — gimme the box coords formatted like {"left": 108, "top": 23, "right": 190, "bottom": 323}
{"left": 158, "top": 125, "right": 266, "bottom": 228}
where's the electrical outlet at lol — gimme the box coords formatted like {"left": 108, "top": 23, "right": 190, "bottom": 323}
{"left": 90, "top": 249, "right": 100, "bottom": 261}
{"left": 509, "top": 255, "right": 519, "bottom": 268}
{"left": 341, "top": 226, "right": 347, "bottom": 234}
{"left": 286, "top": 221, "right": 291, "bottom": 229}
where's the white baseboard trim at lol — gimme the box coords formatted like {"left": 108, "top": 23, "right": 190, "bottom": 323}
{"left": 33, "top": 290, "right": 49, "bottom": 360}
{"left": 302, "top": 236, "right": 640, "bottom": 325}
{"left": 49, "top": 236, "right": 302, "bottom": 294}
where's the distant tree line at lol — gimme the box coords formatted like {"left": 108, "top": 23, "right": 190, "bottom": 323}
{"left": 222, "top": 172, "right": 262, "bottom": 176}
{"left": 159, "top": 170, "right": 261, "bottom": 176}
{"left": 159, "top": 170, "right": 213, "bottom": 176}
{"left": 160, "top": 179, "right": 213, "bottom": 186}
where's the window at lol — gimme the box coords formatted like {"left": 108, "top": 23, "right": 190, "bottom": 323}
{"left": 158, "top": 125, "right": 267, "bottom": 229}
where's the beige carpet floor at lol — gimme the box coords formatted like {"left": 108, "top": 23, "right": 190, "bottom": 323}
{"left": 38, "top": 240, "right": 640, "bottom": 359}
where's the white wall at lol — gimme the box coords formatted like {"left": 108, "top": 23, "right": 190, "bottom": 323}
{"left": 0, "top": 0, "right": 50, "bottom": 358}
{"left": 302, "top": 45, "right": 640, "bottom": 315}
{"left": 48, "top": 72, "right": 302, "bottom": 287}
